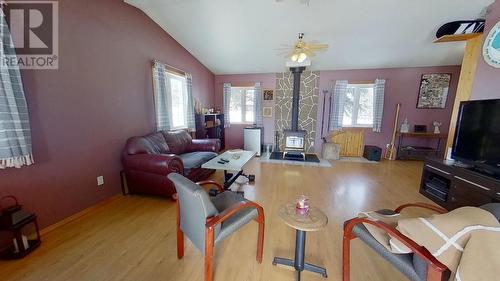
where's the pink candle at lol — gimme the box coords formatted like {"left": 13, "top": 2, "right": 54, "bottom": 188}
{"left": 295, "top": 195, "right": 310, "bottom": 215}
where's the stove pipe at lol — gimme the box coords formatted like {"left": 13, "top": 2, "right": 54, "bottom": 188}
{"left": 290, "top": 67, "right": 305, "bottom": 131}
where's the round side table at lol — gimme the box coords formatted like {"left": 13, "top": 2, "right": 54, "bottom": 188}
{"left": 272, "top": 203, "right": 328, "bottom": 280}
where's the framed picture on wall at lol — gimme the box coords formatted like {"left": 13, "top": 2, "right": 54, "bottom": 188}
{"left": 263, "top": 106, "right": 273, "bottom": 117}
{"left": 416, "top": 73, "right": 451, "bottom": 109}
{"left": 263, "top": 89, "right": 274, "bottom": 101}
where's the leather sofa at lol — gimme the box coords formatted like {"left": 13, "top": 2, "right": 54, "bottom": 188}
{"left": 121, "top": 130, "right": 220, "bottom": 198}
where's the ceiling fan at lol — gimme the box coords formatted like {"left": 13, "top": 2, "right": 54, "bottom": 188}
{"left": 276, "top": 33, "right": 329, "bottom": 63}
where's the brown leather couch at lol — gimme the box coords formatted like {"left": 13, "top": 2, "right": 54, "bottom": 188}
{"left": 121, "top": 130, "right": 220, "bottom": 198}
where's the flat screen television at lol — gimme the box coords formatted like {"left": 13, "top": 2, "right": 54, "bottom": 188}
{"left": 452, "top": 99, "right": 500, "bottom": 176}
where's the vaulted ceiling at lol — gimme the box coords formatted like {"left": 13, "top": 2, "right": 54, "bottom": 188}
{"left": 125, "top": 0, "right": 494, "bottom": 75}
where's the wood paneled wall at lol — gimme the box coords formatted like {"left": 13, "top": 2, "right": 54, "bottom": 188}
{"left": 331, "top": 128, "right": 365, "bottom": 157}
{"left": 445, "top": 35, "right": 483, "bottom": 154}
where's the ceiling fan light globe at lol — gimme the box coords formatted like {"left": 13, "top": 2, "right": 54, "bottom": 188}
{"left": 297, "top": 52, "right": 307, "bottom": 63}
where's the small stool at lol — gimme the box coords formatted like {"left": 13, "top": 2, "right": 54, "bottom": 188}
{"left": 322, "top": 142, "right": 340, "bottom": 160}
{"left": 272, "top": 203, "right": 328, "bottom": 280}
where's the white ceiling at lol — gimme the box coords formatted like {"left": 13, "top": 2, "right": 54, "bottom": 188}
{"left": 125, "top": 0, "right": 493, "bottom": 75}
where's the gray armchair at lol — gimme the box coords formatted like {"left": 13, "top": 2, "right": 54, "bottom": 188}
{"left": 342, "top": 203, "right": 500, "bottom": 281}
{"left": 168, "top": 173, "right": 265, "bottom": 281}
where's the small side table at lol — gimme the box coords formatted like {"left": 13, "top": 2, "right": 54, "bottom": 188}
{"left": 273, "top": 203, "right": 328, "bottom": 280}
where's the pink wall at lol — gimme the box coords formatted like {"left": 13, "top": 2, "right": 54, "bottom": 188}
{"left": 317, "top": 66, "right": 461, "bottom": 153}
{"left": 214, "top": 74, "right": 276, "bottom": 148}
{"left": 215, "top": 66, "right": 460, "bottom": 153}
{"left": 471, "top": 0, "right": 500, "bottom": 100}
{"left": 0, "top": 0, "right": 214, "bottom": 228}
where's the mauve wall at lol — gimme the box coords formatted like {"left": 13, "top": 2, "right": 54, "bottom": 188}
{"left": 0, "top": 0, "right": 214, "bottom": 228}
{"left": 471, "top": 0, "right": 500, "bottom": 100}
{"left": 214, "top": 74, "right": 276, "bottom": 148}
{"left": 215, "top": 66, "right": 460, "bottom": 152}
{"left": 317, "top": 66, "right": 460, "bottom": 152}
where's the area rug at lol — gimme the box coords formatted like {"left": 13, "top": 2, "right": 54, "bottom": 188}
{"left": 259, "top": 152, "right": 332, "bottom": 167}
{"left": 337, "top": 157, "right": 379, "bottom": 164}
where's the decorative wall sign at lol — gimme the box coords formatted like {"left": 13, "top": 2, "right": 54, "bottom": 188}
{"left": 483, "top": 21, "right": 500, "bottom": 68}
{"left": 416, "top": 73, "right": 451, "bottom": 109}
{"left": 263, "top": 106, "right": 273, "bottom": 117}
{"left": 263, "top": 89, "right": 274, "bottom": 101}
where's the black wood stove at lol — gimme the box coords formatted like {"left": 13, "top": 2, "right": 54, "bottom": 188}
{"left": 283, "top": 67, "right": 306, "bottom": 161}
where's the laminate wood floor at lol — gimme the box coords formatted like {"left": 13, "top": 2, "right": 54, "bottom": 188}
{"left": 0, "top": 159, "right": 436, "bottom": 281}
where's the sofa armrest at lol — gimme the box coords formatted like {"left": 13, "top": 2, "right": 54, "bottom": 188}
{"left": 190, "top": 139, "right": 221, "bottom": 152}
{"left": 122, "top": 154, "right": 184, "bottom": 175}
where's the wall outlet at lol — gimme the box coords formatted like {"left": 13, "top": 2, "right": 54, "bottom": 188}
{"left": 97, "top": 176, "right": 104, "bottom": 186}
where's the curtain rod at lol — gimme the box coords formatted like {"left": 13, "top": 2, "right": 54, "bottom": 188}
{"left": 330, "top": 79, "right": 375, "bottom": 84}
{"left": 153, "top": 60, "right": 187, "bottom": 76}
{"left": 220, "top": 82, "right": 261, "bottom": 87}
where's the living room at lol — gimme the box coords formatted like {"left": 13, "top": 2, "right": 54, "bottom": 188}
{"left": 1, "top": 0, "right": 500, "bottom": 281}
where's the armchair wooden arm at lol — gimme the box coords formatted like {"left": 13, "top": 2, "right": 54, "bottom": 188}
{"left": 394, "top": 203, "right": 447, "bottom": 214}
{"left": 343, "top": 217, "right": 449, "bottom": 281}
{"left": 206, "top": 201, "right": 264, "bottom": 228}
{"left": 196, "top": 180, "right": 225, "bottom": 193}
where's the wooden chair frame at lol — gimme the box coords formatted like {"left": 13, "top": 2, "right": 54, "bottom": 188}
{"left": 176, "top": 180, "right": 265, "bottom": 281}
{"left": 343, "top": 203, "right": 449, "bottom": 281}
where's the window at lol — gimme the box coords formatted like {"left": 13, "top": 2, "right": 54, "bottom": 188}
{"left": 343, "top": 84, "right": 374, "bottom": 127}
{"left": 229, "top": 87, "right": 255, "bottom": 124}
{"left": 167, "top": 72, "right": 188, "bottom": 129}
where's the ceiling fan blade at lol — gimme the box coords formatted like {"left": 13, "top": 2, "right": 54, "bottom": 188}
{"left": 307, "top": 43, "right": 329, "bottom": 49}
{"left": 302, "top": 50, "right": 314, "bottom": 57}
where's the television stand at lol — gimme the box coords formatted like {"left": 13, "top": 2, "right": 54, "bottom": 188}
{"left": 420, "top": 157, "right": 500, "bottom": 210}
{"left": 451, "top": 161, "right": 473, "bottom": 169}
{"left": 468, "top": 166, "right": 500, "bottom": 180}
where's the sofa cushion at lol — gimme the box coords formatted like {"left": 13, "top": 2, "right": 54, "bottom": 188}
{"left": 126, "top": 133, "right": 169, "bottom": 155}
{"left": 163, "top": 130, "right": 193, "bottom": 155}
{"left": 179, "top": 151, "right": 217, "bottom": 174}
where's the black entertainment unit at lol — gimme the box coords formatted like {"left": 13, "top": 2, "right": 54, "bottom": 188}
{"left": 419, "top": 99, "right": 500, "bottom": 209}
{"left": 420, "top": 157, "right": 500, "bottom": 210}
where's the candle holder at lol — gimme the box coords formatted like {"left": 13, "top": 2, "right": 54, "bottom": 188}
{"left": 295, "top": 195, "right": 310, "bottom": 215}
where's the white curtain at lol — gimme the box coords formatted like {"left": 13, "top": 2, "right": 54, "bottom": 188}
{"left": 372, "top": 79, "right": 386, "bottom": 133}
{"left": 329, "top": 80, "right": 348, "bottom": 131}
{"left": 152, "top": 61, "right": 172, "bottom": 131}
{"left": 185, "top": 73, "right": 196, "bottom": 131}
{"left": 254, "top": 82, "right": 263, "bottom": 127}
{"left": 0, "top": 12, "right": 34, "bottom": 169}
{"left": 223, "top": 83, "right": 231, "bottom": 127}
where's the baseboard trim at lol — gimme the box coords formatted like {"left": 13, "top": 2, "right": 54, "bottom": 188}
{"left": 40, "top": 194, "right": 123, "bottom": 236}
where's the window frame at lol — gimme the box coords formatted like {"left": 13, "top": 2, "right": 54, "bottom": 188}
{"left": 342, "top": 83, "right": 375, "bottom": 128}
{"left": 166, "top": 70, "right": 189, "bottom": 130}
{"left": 228, "top": 86, "right": 255, "bottom": 125}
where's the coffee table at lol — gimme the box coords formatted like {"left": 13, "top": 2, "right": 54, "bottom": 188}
{"left": 273, "top": 203, "right": 328, "bottom": 280}
{"left": 201, "top": 150, "right": 256, "bottom": 191}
